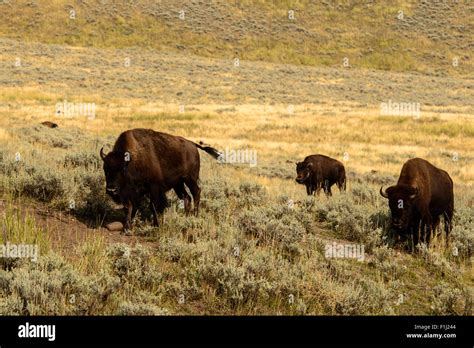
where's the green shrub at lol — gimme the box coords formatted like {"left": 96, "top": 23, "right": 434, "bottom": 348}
{"left": 430, "top": 282, "right": 471, "bottom": 315}
{"left": 12, "top": 168, "right": 67, "bottom": 202}
{"left": 265, "top": 218, "right": 305, "bottom": 258}
{"left": 238, "top": 209, "right": 268, "bottom": 240}
{"left": 450, "top": 207, "right": 474, "bottom": 259}
{"left": 74, "top": 171, "right": 114, "bottom": 220}
{"left": 235, "top": 182, "right": 267, "bottom": 208}
{"left": 0, "top": 254, "right": 120, "bottom": 315}
{"left": 64, "top": 151, "right": 101, "bottom": 169}
{"left": 115, "top": 301, "right": 169, "bottom": 315}
{"left": 107, "top": 244, "right": 163, "bottom": 289}
{"left": 368, "top": 245, "right": 407, "bottom": 280}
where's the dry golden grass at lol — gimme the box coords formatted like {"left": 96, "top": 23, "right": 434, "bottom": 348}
{"left": 2, "top": 85, "right": 473, "bottom": 185}
{"left": 1, "top": 85, "right": 473, "bottom": 315}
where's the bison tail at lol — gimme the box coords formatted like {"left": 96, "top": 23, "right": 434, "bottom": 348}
{"left": 195, "top": 141, "right": 222, "bottom": 160}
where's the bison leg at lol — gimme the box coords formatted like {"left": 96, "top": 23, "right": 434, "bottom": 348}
{"left": 412, "top": 229, "right": 420, "bottom": 251}
{"left": 432, "top": 215, "right": 441, "bottom": 236}
{"left": 305, "top": 184, "right": 312, "bottom": 196}
{"left": 123, "top": 202, "right": 135, "bottom": 232}
{"left": 416, "top": 223, "right": 426, "bottom": 248}
{"left": 323, "top": 180, "right": 332, "bottom": 197}
{"left": 174, "top": 182, "right": 192, "bottom": 214}
{"left": 410, "top": 219, "right": 422, "bottom": 252}
{"left": 444, "top": 209, "right": 453, "bottom": 248}
{"left": 424, "top": 224, "right": 432, "bottom": 245}
{"left": 131, "top": 206, "right": 138, "bottom": 221}
{"left": 185, "top": 178, "right": 201, "bottom": 216}
{"left": 411, "top": 209, "right": 432, "bottom": 249}
{"left": 315, "top": 184, "right": 322, "bottom": 196}
{"left": 338, "top": 178, "right": 346, "bottom": 192}
{"left": 417, "top": 218, "right": 435, "bottom": 248}
{"left": 149, "top": 201, "right": 159, "bottom": 226}
{"left": 413, "top": 233, "right": 419, "bottom": 251}
{"left": 150, "top": 185, "right": 168, "bottom": 227}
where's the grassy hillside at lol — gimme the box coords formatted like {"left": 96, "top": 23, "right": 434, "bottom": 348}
{"left": 0, "top": 122, "right": 472, "bottom": 315}
{"left": 0, "top": 0, "right": 472, "bottom": 75}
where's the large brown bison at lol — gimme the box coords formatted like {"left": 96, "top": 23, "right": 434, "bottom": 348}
{"left": 380, "top": 158, "right": 454, "bottom": 248}
{"left": 100, "top": 128, "right": 221, "bottom": 231}
{"left": 295, "top": 155, "right": 346, "bottom": 196}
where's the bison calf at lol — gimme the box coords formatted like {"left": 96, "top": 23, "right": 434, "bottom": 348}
{"left": 295, "top": 154, "right": 346, "bottom": 196}
{"left": 380, "top": 158, "right": 454, "bottom": 249}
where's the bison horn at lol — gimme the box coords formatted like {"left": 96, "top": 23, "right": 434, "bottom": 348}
{"left": 100, "top": 147, "right": 107, "bottom": 160}
{"left": 379, "top": 186, "right": 389, "bottom": 198}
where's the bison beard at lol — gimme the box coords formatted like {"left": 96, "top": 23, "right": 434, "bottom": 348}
{"left": 295, "top": 154, "right": 346, "bottom": 197}
{"left": 380, "top": 158, "right": 454, "bottom": 250}
{"left": 100, "top": 128, "right": 221, "bottom": 231}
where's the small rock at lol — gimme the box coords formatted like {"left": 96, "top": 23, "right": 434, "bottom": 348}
{"left": 106, "top": 221, "right": 123, "bottom": 231}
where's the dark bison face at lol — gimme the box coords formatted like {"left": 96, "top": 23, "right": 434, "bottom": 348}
{"left": 100, "top": 148, "right": 130, "bottom": 203}
{"left": 295, "top": 161, "right": 313, "bottom": 184}
{"left": 380, "top": 185, "right": 418, "bottom": 232}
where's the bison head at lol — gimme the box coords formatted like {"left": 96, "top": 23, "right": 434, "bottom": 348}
{"left": 295, "top": 161, "right": 312, "bottom": 184}
{"left": 380, "top": 184, "right": 418, "bottom": 232}
{"left": 100, "top": 147, "right": 131, "bottom": 203}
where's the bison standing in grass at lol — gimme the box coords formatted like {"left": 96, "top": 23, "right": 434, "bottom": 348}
{"left": 41, "top": 121, "right": 58, "bottom": 128}
{"left": 295, "top": 154, "right": 346, "bottom": 196}
{"left": 100, "top": 128, "right": 221, "bottom": 232}
{"left": 380, "top": 158, "right": 454, "bottom": 249}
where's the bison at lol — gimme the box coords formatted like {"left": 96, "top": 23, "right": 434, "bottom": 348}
{"left": 380, "top": 158, "right": 454, "bottom": 249}
{"left": 41, "top": 121, "right": 58, "bottom": 128}
{"left": 295, "top": 154, "right": 346, "bottom": 196}
{"left": 100, "top": 128, "right": 221, "bottom": 231}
